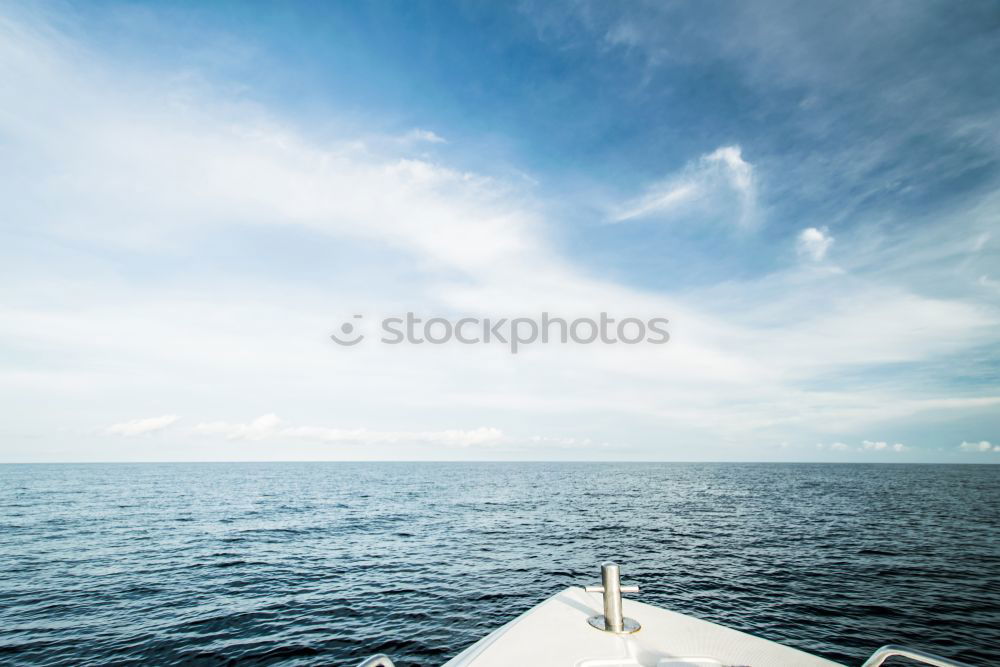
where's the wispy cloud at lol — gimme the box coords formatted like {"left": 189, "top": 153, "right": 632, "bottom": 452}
{"left": 2, "top": 6, "right": 999, "bottom": 462}
{"left": 979, "top": 275, "right": 1000, "bottom": 293}
{"left": 612, "top": 145, "right": 756, "bottom": 226}
{"left": 958, "top": 440, "right": 999, "bottom": 453}
{"left": 193, "top": 414, "right": 506, "bottom": 448}
{"left": 106, "top": 415, "right": 179, "bottom": 437}
{"left": 402, "top": 128, "right": 447, "bottom": 144}
{"left": 604, "top": 21, "right": 642, "bottom": 49}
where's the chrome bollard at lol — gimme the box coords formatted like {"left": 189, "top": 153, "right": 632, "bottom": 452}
{"left": 585, "top": 562, "right": 641, "bottom": 633}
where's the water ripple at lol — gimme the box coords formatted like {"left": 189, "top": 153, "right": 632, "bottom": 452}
{"left": 0, "top": 462, "right": 998, "bottom": 666}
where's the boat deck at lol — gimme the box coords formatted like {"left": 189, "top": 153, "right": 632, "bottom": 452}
{"left": 442, "top": 586, "right": 844, "bottom": 667}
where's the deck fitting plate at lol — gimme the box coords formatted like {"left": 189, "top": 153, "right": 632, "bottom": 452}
{"left": 587, "top": 615, "right": 641, "bottom": 634}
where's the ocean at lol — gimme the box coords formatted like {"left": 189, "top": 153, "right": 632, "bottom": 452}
{"left": 1, "top": 462, "right": 998, "bottom": 666}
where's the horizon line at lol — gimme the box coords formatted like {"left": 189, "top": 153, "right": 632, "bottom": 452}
{"left": 1, "top": 459, "right": 996, "bottom": 465}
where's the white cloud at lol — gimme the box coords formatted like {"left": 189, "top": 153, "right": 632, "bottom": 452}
{"left": 614, "top": 182, "right": 699, "bottom": 221}
{"left": 959, "top": 440, "right": 999, "bottom": 452}
{"left": 861, "top": 440, "right": 907, "bottom": 452}
{"left": 705, "top": 146, "right": 754, "bottom": 195}
{"left": 528, "top": 435, "right": 594, "bottom": 448}
{"left": 816, "top": 441, "right": 851, "bottom": 451}
{"left": 106, "top": 415, "right": 179, "bottom": 436}
{"left": 402, "top": 128, "right": 447, "bottom": 144}
{"left": 193, "top": 414, "right": 505, "bottom": 448}
{"left": 283, "top": 425, "right": 505, "bottom": 448}
{"left": 190, "top": 415, "right": 614, "bottom": 452}
{"left": 2, "top": 11, "right": 999, "bottom": 462}
{"left": 797, "top": 227, "right": 834, "bottom": 261}
{"left": 612, "top": 145, "right": 756, "bottom": 226}
{"left": 193, "top": 414, "right": 282, "bottom": 440}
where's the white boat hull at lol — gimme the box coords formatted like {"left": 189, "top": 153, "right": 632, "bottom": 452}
{"left": 443, "top": 586, "right": 844, "bottom": 667}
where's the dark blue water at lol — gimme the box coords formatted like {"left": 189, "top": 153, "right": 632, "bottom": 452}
{"left": 1, "top": 463, "right": 998, "bottom": 666}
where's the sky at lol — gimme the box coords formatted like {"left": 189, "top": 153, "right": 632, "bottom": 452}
{"left": 1, "top": 0, "right": 999, "bottom": 462}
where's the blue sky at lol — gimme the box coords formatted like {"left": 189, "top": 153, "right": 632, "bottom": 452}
{"left": 1, "top": 0, "right": 999, "bottom": 461}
